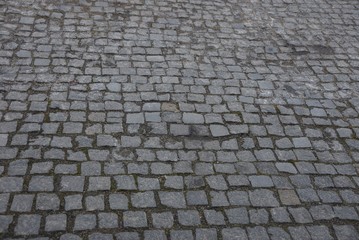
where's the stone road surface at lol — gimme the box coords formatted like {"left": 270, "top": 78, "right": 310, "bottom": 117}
{"left": 0, "top": 0, "right": 359, "bottom": 239}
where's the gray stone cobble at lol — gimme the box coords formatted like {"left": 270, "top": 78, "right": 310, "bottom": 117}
{"left": 131, "top": 191, "right": 156, "bottom": 208}
{"left": 171, "top": 230, "right": 194, "bottom": 240}
{"left": 334, "top": 225, "right": 359, "bottom": 240}
{"left": 178, "top": 210, "right": 201, "bottom": 226}
{"left": 0, "top": 215, "right": 13, "bottom": 233}
{"left": 152, "top": 212, "right": 174, "bottom": 229}
{"left": 204, "top": 210, "right": 226, "bottom": 225}
{"left": 11, "top": 194, "right": 34, "bottom": 212}
{"left": 74, "top": 214, "right": 96, "bottom": 231}
{"left": 61, "top": 176, "right": 85, "bottom": 192}
{"left": 123, "top": 211, "right": 148, "bottom": 228}
{"left": 15, "top": 214, "right": 41, "bottom": 235}
{"left": 28, "top": 176, "right": 54, "bottom": 192}
{"left": 109, "top": 194, "right": 128, "bottom": 210}
{"left": 65, "top": 194, "right": 83, "bottom": 211}
{"left": 88, "top": 177, "right": 111, "bottom": 191}
{"left": 114, "top": 175, "right": 137, "bottom": 190}
{"left": 0, "top": 0, "right": 358, "bottom": 237}
{"left": 222, "top": 228, "right": 248, "bottom": 240}
{"left": 159, "top": 191, "right": 186, "bottom": 208}
{"left": 0, "top": 177, "right": 23, "bottom": 192}
{"left": 36, "top": 193, "right": 60, "bottom": 211}
{"left": 45, "top": 214, "right": 67, "bottom": 232}
{"left": 98, "top": 213, "right": 118, "bottom": 229}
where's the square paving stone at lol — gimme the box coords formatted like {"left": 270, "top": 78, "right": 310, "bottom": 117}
{"left": 29, "top": 176, "right": 54, "bottom": 192}
{"left": 152, "top": 212, "right": 174, "bottom": 228}
{"left": 109, "top": 193, "right": 128, "bottom": 210}
{"left": 210, "top": 191, "right": 230, "bottom": 207}
{"left": 186, "top": 190, "right": 208, "bottom": 205}
{"left": 289, "top": 175, "right": 313, "bottom": 188}
{"left": 196, "top": 228, "right": 218, "bottom": 240}
{"left": 159, "top": 191, "right": 186, "bottom": 208}
{"left": 85, "top": 195, "right": 105, "bottom": 211}
{"left": 288, "top": 226, "right": 311, "bottom": 240}
{"left": 178, "top": 210, "right": 201, "bottom": 226}
{"left": 11, "top": 194, "right": 34, "bottom": 212}
{"left": 0, "top": 177, "right": 23, "bottom": 192}
{"left": 131, "top": 191, "right": 156, "bottom": 208}
{"left": 309, "top": 205, "right": 335, "bottom": 220}
{"left": 45, "top": 214, "right": 67, "bottom": 232}
{"left": 222, "top": 228, "right": 248, "bottom": 240}
{"left": 0, "top": 215, "right": 13, "bottom": 233}
{"left": 60, "top": 176, "right": 85, "bottom": 192}
{"left": 250, "top": 207, "right": 269, "bottom": 224}
{"left": 289, "top": 207, "right": 313, "bottom": 223}
{"left": 225, "top": 208, "right": 249, "bottom": 224}
{"left": 334, "top": 225, "right": 359, "bottom": 240}
{"left": 89, "top": 233, "right": 114, "bottom": 240}
{"left": 307, "top": 225, "right": 333, "bottom": 240}
{"left": 249, "top": 189, "right": 279, "bottom": 207}
{"left": 144, "top": 230, "right": 167, "bottom": 240}
{"left": 204, "top": 210, "right": 225, "bottom": 225}
{"left": 270, "top": 207, "right": 291, "bottom": 223}
{"left": 170, "top": 230, "right": 194, "bottom": 240}
{"left": 138, "top": 177, "right": 160, "bottom": 191}
{"left": 116, "top": 232, "right": 140, "bottom": 240}
{"left": 74, "top": 214, "right": 96, "bottom": 231}
{"left": 0, "top": 193, "right": 10, "bottom": 213}
{"left": 114, "top": 175, "right": 137, "bottom": 190}
{"left": 15, "top": 214, "right": 41, "bottom": 235}
{"left": 206, "top": 175, "right": 228, "bottom": 190}
{"left": 123, "top": 211, "right": 148, "bottom": 228}
{"left": 249, "top": 175, "right": 274, "bottom": 188}
{"left": 36, "top": 193, "right": 60, "bottom": 210}
{"left": 278, "top": 190, "right": 301, "bottom": 205}
{"left": 268, "top": 227, "right": 291, "bottom": 240}
{"left": 164, "top": 176, "right": 184, "bottom": 189}
{"left": 88, "top": 177, "right": 111, "bottom": 191}
{"left": 99, "top": 213, "right": 118, "bottom": 229}
{"left": 247, "top": 226, "right": 270, "bottom": 240}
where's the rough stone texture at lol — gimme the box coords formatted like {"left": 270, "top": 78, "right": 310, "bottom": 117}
{"left": 0, "top": 0, "right": 358, "bottom": 238}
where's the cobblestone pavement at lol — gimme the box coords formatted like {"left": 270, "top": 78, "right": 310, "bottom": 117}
{"left": 0, "top": 0, "right": 359, "bottom": 239}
